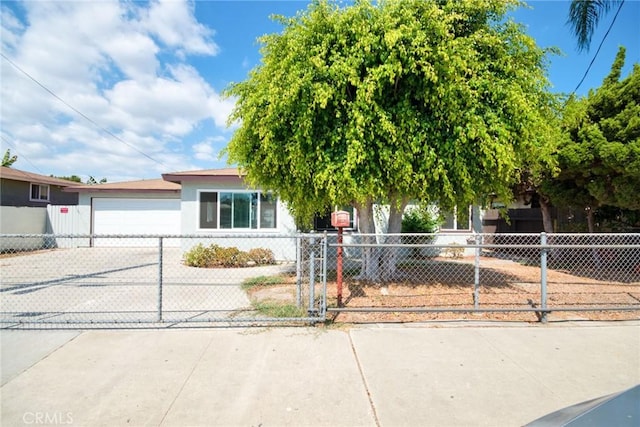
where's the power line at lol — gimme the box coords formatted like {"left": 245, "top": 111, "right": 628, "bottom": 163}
{"left": 0, "top": 134, "right": 48, "bottom": 177}
{"left": 571, "top": 0, "right": 625, "bottom": 96}
{"left": 0, "top": 52, "right": 168, "bottom": 169}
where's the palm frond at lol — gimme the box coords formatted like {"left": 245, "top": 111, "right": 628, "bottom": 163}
{"left": 567, "top": 0, "right": 619, "bottom": 52}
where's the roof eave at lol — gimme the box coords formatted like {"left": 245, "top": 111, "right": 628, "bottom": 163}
{"left": 63, "top": 188, "right": 181, "bottom": 194}
{"left": 162, "top": 173, "right": 245, "bottom": 184}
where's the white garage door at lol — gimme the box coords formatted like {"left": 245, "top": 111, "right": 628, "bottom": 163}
{"left": 93, "top": 198, "right": 181, "bottom": 247}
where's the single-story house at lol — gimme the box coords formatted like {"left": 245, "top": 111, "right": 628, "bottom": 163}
{"left": 60, "top": 167, "right": 495, "bottom": 259}
{"left": 62, "top": 177, "right": 181, "bottom": 247}
{"left": 1, "top": 165, "right": 567, "bottom": 258}
{"left": 1, "top": 166, "right": 80, "bottom": 237}
{"left": 63, "top": 169, "right": 298, "bottom": 258}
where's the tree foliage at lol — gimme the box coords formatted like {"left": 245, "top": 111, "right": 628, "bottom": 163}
{"left": 54, "top": 175, "right": 107, "bottom": 184}
{"left": 224, "top": 0, "right": 557, "bottom": 280}
{"left": 54, "top": 175, "right": 83, "bottom": 183}
{"left": 544, "top": 46, "right": 640, "bottom": 216}
{"left": 87, "top": 176, "right": 107, "bottom": 185}
{"left": 225, "top": 0, "right": 556, "bottom": 228}
{"left": 2, "top": 149, "right": 18, "bottom": 167}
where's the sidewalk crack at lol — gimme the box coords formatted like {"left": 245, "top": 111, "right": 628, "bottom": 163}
{"left": 349, "top": 331, "right": 381, "bottom": 427}
{"left": 158, "top": 333, "right": 215, "bottom": 426}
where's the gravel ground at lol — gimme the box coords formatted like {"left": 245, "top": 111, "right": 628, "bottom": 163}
{"left": 251, "top": 256, "right": 640, "bottom": 323}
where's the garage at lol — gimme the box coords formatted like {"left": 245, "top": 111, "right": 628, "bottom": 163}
{"left": 92, "top": 198, "right": 181, "bottom": 247}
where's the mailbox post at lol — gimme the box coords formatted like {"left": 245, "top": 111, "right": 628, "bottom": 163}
{"left": 331, "top": 210, "right": 350, "bottom": 307}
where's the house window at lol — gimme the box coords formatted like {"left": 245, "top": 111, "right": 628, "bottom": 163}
{"left": 30, "top": 184, "right": 49, "bottom": 202}
{"left": 260, "top": 193, "right": 277, "bottom": 228}
{"left": 199, "top": 191, "right": 277, "bottom": 230}
{"left": 441, "top": 206, "right": 471, "bottom": 231}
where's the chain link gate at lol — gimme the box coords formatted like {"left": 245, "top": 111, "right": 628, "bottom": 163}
{"left": 0, "top": 234, "right": 327, "bottom": 328}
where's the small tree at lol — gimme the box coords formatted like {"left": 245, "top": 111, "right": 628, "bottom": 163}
{"left": 2, "top": 149, "right": 17, "bottom": 167}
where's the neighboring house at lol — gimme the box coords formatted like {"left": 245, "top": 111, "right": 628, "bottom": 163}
{"left": 0, "top": 166, "right": 80, "bottom": 236}
{"left": 0, "top": 166, "right": 80, "bottom": 208}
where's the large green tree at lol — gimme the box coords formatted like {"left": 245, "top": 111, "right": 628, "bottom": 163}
{"left": 225, "top": 0, "right": 556, "bottom": 280}
{"left": 543, "top": 46, "right": 640, "bottom": 231}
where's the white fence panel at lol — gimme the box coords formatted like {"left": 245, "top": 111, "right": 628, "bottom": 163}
{"left": 46, "top": 205, "right": 88, "bottom": 248}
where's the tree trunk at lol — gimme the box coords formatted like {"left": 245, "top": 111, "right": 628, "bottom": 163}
{"left": 539, "top": 195, "right": 554, "bottom": 234}
{"left": 354, "top": 198, "right": 380, "bottom": 282}
{"left": 380, "top": 196, "right": 408, "bottom": 281}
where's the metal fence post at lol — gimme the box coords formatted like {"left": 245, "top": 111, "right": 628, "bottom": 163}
{"left": 157, "top": 237, "right": 163, "bottom": 323}
{"left": 296, "top": 235, "right": 302, "bottom": 308}
{"left": 308, "top": 234, "right": 317, "bottom": 316}
{"left": 540, "top": 232, "right": 548, "bottom": 323}
{"left": 322, "top": 231, "right": 328, "bottom": 317}
{"left": 474, "top": 234, "right": 481, "bottom": 310}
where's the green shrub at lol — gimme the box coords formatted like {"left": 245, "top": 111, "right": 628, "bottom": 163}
{"left": 183, "top": 244, "right": 276, "bottom": 268}
{"left": 183, "top": 243, "right": 219, "bottom": 268}
{"left": 248, "top": 248, "right": 276, "bottom": 265}
{"left": 214, "top": 246, "right": 249, "bottom": 267}
{"left": 402, "top": 206, "right": 439, "bottom": 258}
{"left": 401, "top": 206, "right": 439, "bottom": 234}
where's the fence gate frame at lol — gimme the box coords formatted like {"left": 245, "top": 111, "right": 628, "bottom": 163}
{"left": 0, "top": 233, "right": 328, "bottom": 328}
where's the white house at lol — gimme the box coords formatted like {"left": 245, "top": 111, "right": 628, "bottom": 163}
{"left": 62, "top": 167, "right": 481, "bottom": 259}
{"left": 161, "top": 168, "right": 298, "bottom": 259}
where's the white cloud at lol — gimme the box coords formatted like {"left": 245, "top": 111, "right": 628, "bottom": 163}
{"left": 0, "top": 0, "right": 234, "bottom": 181}
{"left": 193, "top": 140, "right": 217, "bottom": 161}
{"left": 0, "top": 5, "right": 25, "bottom": 52}
{"left": 101, "top": 32, "right": 160, "bottom": 80}
{"left": 144, "top": 0, "right": 219, "bottom": 56}
{"left": 193, "top": 136, "right": 227, "bottom": 162}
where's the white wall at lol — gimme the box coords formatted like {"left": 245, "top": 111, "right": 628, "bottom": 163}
{"left": 180, "top": 182, "right": 298, "bottom": 260}
{"left": 0, "top": 206, "right": 47, "bottom": 251}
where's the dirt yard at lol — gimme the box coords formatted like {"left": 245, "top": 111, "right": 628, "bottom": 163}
{"left": 247, "top": 256, "right": 640, "bottom": 323}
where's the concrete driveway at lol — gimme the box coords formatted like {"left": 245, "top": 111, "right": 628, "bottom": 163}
{"left": 0, "top": 248, "right": 295, "bottom": 325}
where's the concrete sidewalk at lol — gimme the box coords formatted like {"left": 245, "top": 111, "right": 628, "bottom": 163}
{"left": 1, "top": 321, "right": 639, "bottom": 426}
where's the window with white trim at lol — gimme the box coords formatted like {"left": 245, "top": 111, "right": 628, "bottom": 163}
{"left": 199, "top": 191, "right": 277, "bottom": 230}
{"left": 30, "top": 183, "right": 49, "bottom": 202}
{"left": 441, "top": 205, "right": 471, "bottom": 231}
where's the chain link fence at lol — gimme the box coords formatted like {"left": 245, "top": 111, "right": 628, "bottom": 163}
{"left": 0, "top": 234, "right": 326, "bottom": 328}
{"left": 2, "top": 232, "right": 639, "bottom": 327}
{"left": 326, "top": 233, "right": 640, "bottom": 322}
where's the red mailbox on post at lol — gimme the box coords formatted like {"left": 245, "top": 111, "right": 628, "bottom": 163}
{"left": 331, "top": 210, "right": 350, "bottom": 228}
{"left": 331, "top": 210, "right": 350, "bottom": 307}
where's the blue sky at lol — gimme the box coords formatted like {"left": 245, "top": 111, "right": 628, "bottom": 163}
{"left": 1, "top": 0, "right": 638, "bottom": 182}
